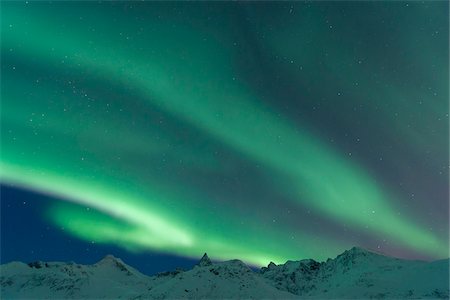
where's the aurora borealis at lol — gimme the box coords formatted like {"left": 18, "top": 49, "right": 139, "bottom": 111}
{"left": 1, "top": 2, "right": 448, "bottom": 270}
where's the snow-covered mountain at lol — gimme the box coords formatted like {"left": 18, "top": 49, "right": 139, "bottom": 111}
{"left": 261, "top": 247, "right": 449, "bottom": 299}
{"left": 1, "top": 247, "right": 448, "bottom": 299}
{"left": 0, "top": 255, "right": 152, "bottom": 299}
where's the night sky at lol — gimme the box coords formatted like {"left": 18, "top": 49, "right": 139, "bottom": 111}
{"left": 1, "top": 1, "right": 448, "bottom": 275}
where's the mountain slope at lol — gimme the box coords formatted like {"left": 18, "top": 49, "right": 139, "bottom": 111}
{"left": 1, "top": 248, "right": 448, "bottom": 299}
{"left": 147, "top": 255, "right": 296, "bottom": 299}
{"left": 0, "top": 255, "right": 152, "bottom": 299}
{"left": 261, "top": 247, "right": 449, "bottom": 299}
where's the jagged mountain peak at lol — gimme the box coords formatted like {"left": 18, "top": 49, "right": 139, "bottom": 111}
{"left": 260, "top": 261, "right": 278, "bottom": 274}
{"left": 326, "top": 246, "right": 395, "bottom": 272}
{"left": 197, "top": 252, "right": 212, "bottom": 267}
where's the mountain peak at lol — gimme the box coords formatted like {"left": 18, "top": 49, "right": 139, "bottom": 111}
{"left": 98, "top": 254, "right": 122, "bottom": 264}
{"left": 96, "top": 255, "right": 133, "bottom": 274}
{"left": 350, "top": 246, "right": 369, "bottom": 252}
{"left": 333, "top": 246, "right": 381, "bottom": 265}
{"left": 197, "top": 253, "right": 212, "bottom": 267}
{"left": 345, "top": 246, "right": 376, "bottom": 256}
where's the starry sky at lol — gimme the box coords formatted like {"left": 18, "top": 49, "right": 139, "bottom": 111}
{"left": 1, "top": 1, "right": 448, "bottom": 274}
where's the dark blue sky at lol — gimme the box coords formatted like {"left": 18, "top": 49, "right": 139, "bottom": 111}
{"left": 0, "top": 184, "right": 199, "bottom": 275}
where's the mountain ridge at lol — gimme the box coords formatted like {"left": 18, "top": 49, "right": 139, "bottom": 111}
{"left": 1, "top": 247, "right": 449, "bottom": 299}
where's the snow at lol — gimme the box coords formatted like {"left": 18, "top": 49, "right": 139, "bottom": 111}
{"left": 0, "top": 255, "right": 151, "bottom": 299}
{"left": 261, "top": 247, "right": 449, "bottom": 299}
{"left": 1, "top": 247, "right": 448, "bottom": 299}
{"left": 148, "top": 258, "right": 296, "bottom": 299}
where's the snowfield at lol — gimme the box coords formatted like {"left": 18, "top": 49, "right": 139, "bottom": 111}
{"left": 1, "top": 247, "right": 448, "bottom": 299}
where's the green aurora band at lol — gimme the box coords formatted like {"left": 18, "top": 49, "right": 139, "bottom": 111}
{"left": 1, "top": 2, "right": 448, "bottom": 265}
